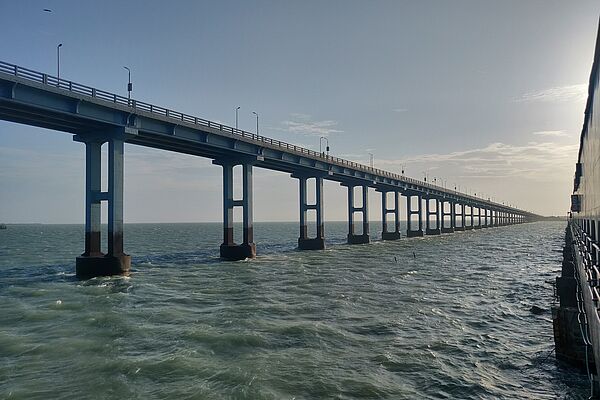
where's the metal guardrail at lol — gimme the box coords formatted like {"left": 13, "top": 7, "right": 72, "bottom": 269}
{"left": 0, "top": 60, "right": 527, "bottom": 213}
{"left": 572, "top": 222, "right": 600, "bottom": 307}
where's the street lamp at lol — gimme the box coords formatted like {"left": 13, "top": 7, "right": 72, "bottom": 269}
{"left": 252, "top": 111, "right": 259, "bottom": 135}
{"left": 123, "top": 66, "right": 132, "bottom": 102}
{"left": 57, "top": 43, "right": 63, "bottom": 82}
{"left": 319, "top": 136, "right": 329, "bottom": 157}
{"left": 368, "top": 152, "right": 374, "bottom": 168}
{"left": 422, "top": 171, "right": 428, "bottom": 182}
{"left": 235, "top": 106, "right": 241, "bottom": 130}
{"left": 401, "top": 164, "right": 405, "bottom": 175}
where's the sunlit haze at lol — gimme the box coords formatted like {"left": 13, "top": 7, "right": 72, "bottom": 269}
{"left": 1, "top": 0, "right": 599, "bottom": 223}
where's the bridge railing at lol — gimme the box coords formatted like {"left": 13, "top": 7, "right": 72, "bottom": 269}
{"left": 0, "top": 60, "right": 528, "bottom": 214}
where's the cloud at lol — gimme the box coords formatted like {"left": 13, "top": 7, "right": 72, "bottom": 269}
{"left": 279, "top": 114, "right": 343, "bottom": 137}
{"left": 377, "top": 141, "right": 578, "bottom": 181}
{"left": 532, "top": 130, "right": 568, "bottom": 137}
{"left": 393, "top": 108, "right": 408, "bottom": 113}
{"left": 515, "top": 83, "right": 587, "bottom": 103}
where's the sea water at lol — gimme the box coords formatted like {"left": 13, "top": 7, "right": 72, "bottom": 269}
{"left": 0, "top": 221, "right": 589, "bottom": 399}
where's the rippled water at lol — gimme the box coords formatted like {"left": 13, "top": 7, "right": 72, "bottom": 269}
{"left": 0, "top": 221, "right": 588, "bottom": 399}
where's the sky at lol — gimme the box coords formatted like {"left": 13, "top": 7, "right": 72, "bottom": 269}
{"left": 0, "top": 0, "right": 599, "bottom": 223}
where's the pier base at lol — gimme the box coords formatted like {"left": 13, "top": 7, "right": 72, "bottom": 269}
{"left": 76, "top": 254, "right": 131, "bottom": 279}
{"left": 220, "top": 243, "right": 256, "bottom": 261}
{"left": 455, "top": 226, "right": 466, "bottom": 231}
{"left": 348, "top": 234, "right": 370, "bottom": 244}
{"left": 441, "top": 227, "right": 454, "bottom": 234}
{"left": 298, "top": 238, "right": 325, "bottom": 250}
{"left": 406, "top": 230, "right": 424, "bottom": 237}
{"left": 381, "top": 231, "right": 401, "bottom": 240}
{"left": 465, "top": 226, "right": 474, "bottom": 231}
{"left": 425, "top": 228, "right": 441, "bottom": 235}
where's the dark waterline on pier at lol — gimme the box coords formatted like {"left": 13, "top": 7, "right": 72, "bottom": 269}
{"left": 0, "top": 221, "right": 588, "bottom": 399}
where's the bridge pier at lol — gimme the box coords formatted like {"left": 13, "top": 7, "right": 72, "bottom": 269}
{"left": 482, "top": 208, "right": 489, "bottom": 228}
{"left": 474, "top": 206, "right": 482, "bottom": 229}
{"left": 465, "top": 204, "right": 474, "bottom": 230}
{"left": 406, "top": 193, "right": 424, "bottom": 237}
{"left": 441, "top": 200, "right": 455, "bottom": 233}
{"left": 216, "top": 161, "right": 256, "bottom": 260}
{"left": 296, "top": 175, "right": 325, "bottom": 250}
{"left": 75, "top": 136, "right": 130, "bottom": 279}
{"left": 346, "top": 184, "right": 370, "bottom": 244}
{"left": 379, "top": 190, "right": 401, "bottom": 240}
{"left": 425, "top": 197, "right": 441, "bottom": 235}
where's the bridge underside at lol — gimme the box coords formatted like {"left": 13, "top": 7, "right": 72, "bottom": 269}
{"left": 0, "top": 65, "right": 537, "bottom": 278}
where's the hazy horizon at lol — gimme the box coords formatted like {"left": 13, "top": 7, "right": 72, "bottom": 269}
{"left": 1, "top": 1, "right": 599, "bottom": 223}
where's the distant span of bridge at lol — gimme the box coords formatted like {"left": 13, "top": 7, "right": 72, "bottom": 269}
{"left": 0, "top": 60, "right": 541, "bottom": 278}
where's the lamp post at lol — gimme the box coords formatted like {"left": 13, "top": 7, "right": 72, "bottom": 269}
{"left": 319, "top": 136, "right": 329, "bottom": 157}
{"left": 252, "top": 111, "right": 259, "bottom": 135}
{"left": 123, "top": 66, "right": 132, "bottom": 102}
{"left": 401, "top": 164, "right": 405, "bottom": 175}
{"left": 368, "top": 152, "right": 374, "bottom": 168}
{"left": 57, "top": 43, "right": 62, "bottom": 82}
{"left": 235, "top": 106, "right": 241, "bottom": 130}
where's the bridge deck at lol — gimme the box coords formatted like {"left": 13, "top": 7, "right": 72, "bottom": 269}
{"left": 0, "top": 60, "right": 532, "bottom": 216}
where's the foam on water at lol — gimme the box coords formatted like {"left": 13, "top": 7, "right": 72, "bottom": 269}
{"left": 0, "top": 221, "right": 589, "bottom": 399}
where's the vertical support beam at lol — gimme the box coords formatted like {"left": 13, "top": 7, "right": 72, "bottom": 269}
{"left": 362, "top": 184, "right": 369, "bottom": 238}
{"left": 76, "top": 136, "right": 130, "bottom": 279}
{"left": 242, "top": 164, "right": 254, "bottom": 245}
{"left": 107, "top": 138, "right": 125, "bottom": 257}
{"left": 456, "top": 203, "right": 466, "bottom": 231}
{"left": 83, "top": 141, "right": 102, "bottom": 257}
{"left": 217, "top": 161, "right": 256, "bottom": 260}
{"left": 299, "top": 176, "right": 308, "bottom": 240}
{"left": 346, "top": 184, "right": 370, "bottom": 244}
{"left": 297, "top": 175, "right": 326, "bottom": 250}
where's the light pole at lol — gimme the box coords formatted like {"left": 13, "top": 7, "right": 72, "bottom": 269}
{"left": 368, "top": 152, "right": 374, "bottom": 168}
{"left": 320, "top": 136, "right": 329, "bottom": 157}
{"left": 235, "top": 106, "right": 241, "bottom": 130}
{"left": 57, "top": 43, "right": 62, "bottom": 82}
{"left": 252, "top": 111, "right": 259, "bottom": 135}
{"left": 123, "top": 66, "right": 132, "bottom": 102}
{"left": 401, "top": 164, "right": 405, "bottom": 175}
{"left": 422, "top": 171, "right": 428, "bottom": 182}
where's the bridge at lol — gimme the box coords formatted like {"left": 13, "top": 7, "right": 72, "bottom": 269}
{"left": 0, "top": 60, "right": 540, "bottom": 278}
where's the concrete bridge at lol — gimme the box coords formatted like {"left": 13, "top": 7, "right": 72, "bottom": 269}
{"left": 0, "top": 61, "right": 540, "bottom": 278}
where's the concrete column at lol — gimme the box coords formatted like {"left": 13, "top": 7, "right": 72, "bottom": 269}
{"left": 218, "top": 162, "right": 256, "bottom": 260}
{"left": 425, "top": 197, "right": 431, "bottom": 231}
{"left": 346, "top": 185, "right": 369, "bottom": 244}
{"left": 442, "top": 200, "right": 454, "bottom": 233}
{"left": 381, "top": 190, "right": 401, "bottom": 240}
{"left": 242, "top": 164, "right": 254, "bottom": 245}
{"left": 83, "top": 141, "right": 102, "bottom": 257}
{"left": 297, "top": 176, "right": 325, "bottom": 250}
{"left": 107, "top": 138, "right": 125, "bottom": 257}
{"left": 456, "top": 203, "right": 465, "bottom": 231}
{"left": 76, "top": 137, "right": 130, "bottom": 279}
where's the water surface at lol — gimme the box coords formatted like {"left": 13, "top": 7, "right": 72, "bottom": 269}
{"left": 0, "top": 221, "right": 588, "bottom": 399}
